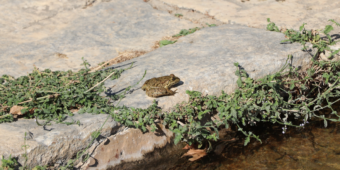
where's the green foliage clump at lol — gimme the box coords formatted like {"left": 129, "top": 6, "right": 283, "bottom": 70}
{"left": 158, "top": 25, "right": 215, "bottom": 48}
{"left": 268, "top": 18, "right": 340, "bottom": 59}
{"left": 0, "top": 155, "right": 18, "bottom": 170}
{"left": 32, "top": 165, "right": 47, "bottom": 170}
{"left": 174, "top": 14, "right": 183, "bottom": 17}
{"left": 0, "top": 114, "right": 13, "bottom": 123}
{"left": 173, "top": 27, "right": 200, "bottom": 37}
{"left": 206, "top": 23, "right": 217, "bottom": 27}
{"left": 110, "top": 101, "right": 162, "bottom": 132}
{"left": 0, "top": 57, "right": 126, "bottom": 124}
{"left": 266, "top": 18, "right": 280, "bottom": 32}
{"left": 159, "top": 40, "right": 177, "bottom": 47}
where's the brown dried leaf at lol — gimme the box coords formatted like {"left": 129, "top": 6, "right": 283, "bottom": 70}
{"left": 280, "top": 27, "right": 287, "bottom": 33}
{"left": 10, "top": 105, "right": 27, "bottom": 118}
{"left": 182, "top": 144, "right": 191, "bottom": 150}
{"left": 311, "top": 29, "right": 319, "bottom": 36}
{"left": 181, "top": 148, "right": 207, "bottom": 161}
{"left": 1, "top": 105, "right": 9, "bottom": 112}
{"left": 70, "top": 109, "right": 80, "bottom": 113}
{"left": 182, "top": 143, "right": 198, "bottom": 150}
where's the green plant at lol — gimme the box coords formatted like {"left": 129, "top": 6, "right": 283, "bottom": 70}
{"left": 0, "top": 59, "right": 130, "bottom": 124}
{"left": 270, "top": 18, "right": 340, "bottom": 59}
{"left": 173, "top": 27, "right": 200, "bottom": 37}
{"left": 159, "top": 40, "right": 177, "bottom": 47}
{"left": 174, "top": 14, "right": 183, "bottom": 17}
{"left": 1, "top": 155, "right": 18, "bottom": 170}
{"left": 158, "top": 25, "right": 214, "bottom": 48}
{"left": 266, "top": 18, "right": 280, "bottom": 32}
{"left": 158, "top": 26, "right": 210, "bottom": 47}
{"left": 206, "top": 23, "right": 217, "bottom": 27}
{"left": 32, "top": 165, "right": 47, "bottom": 170}
{"left": 0, "top": 114, "right": 13, "bottom": 123}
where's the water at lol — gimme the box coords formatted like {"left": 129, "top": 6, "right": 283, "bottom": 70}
{"left": 170, "top": 120, "right": 340, "bottom": 170}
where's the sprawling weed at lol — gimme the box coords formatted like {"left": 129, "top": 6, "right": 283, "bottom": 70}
{"left": 0, "top": 155, "right": 18, "bottom": 170}
{"left": 0, "top": 58, "right": 128, "bottom": 124}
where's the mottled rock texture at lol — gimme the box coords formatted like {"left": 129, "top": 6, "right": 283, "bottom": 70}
{"left": 81, "top": 124, "right": 186, "bottom": 170}
{"left": 0, "top": 0, "right": 199, "bottom": 78}
{"left": 155, "top": 0, "right": 340, "bottom": 30}
{"left": 0, "top": 113, "right": 121, "bottom": 168}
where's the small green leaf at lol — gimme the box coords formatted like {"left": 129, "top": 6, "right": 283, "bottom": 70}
{"left": 174, "top": 134, "right": 182, "bottom": 145}
{"left": 324, "top": 25, "right": 334, "bottom": 34}
{"left": 159, "top": 40, "right": 176, "bottom": 47}
{"left": 237, "top": 78, "right": 243, "bottom": 88}
{"left": 231, "top": 107, "right": 237, "bottom": 118}
{"left": 299, "top": 23, "right": 306, "bottom": 31}
{"left": 244, "top": 136, "right": 250, "bottom": 146}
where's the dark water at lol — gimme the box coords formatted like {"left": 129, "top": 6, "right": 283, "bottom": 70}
{"left": 170, "top": 120, "right": 340, "bottom": 170}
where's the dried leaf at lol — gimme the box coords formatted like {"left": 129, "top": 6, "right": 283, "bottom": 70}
{"left": 29, "top": 108, "right": 36, "bottom": 115}
{"left": 182, "top": 144, "right": 191, "bottom": 150}
{"left": 182, "top": 143, "right": 198, "bottom": 150}
{"left": 181, "top": 149, "right": 207, "bottom": 161}
{"left": 10, "top": 105, "right": 27, "bottom": 118}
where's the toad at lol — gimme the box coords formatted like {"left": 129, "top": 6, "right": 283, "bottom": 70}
{"left": 142, "top": 74, "right": 180, "bottom": 97}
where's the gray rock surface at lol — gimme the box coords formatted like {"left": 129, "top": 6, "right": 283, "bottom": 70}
{"left": 155, "top": 0, "right": 340, "bottom": 31}
{"left": 0, "top": 0, "right": 199, "bottom": 78}
{"left": 0, "top": 113, "right": 122, "bottom": 168}
{"left": 106, "top": 24, "right": 314, "bottom": 111}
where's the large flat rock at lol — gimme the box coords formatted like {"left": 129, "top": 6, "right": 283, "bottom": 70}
{"left": 0, "top": 113, "right": 121, "bottom": 167}
{"left": 155, "top": 0, "right": 340, "bottom": 30}
{"left": 0, "top": 113, "right": 180, "bottom": 169}
{"left": 81, "top": 124, "right": 185, "bottom": 170}
{"left": 106, "top": 24, "right": 314, "bottom": 111}
{"left": 0, "top": 0, "right": 199, "bottom": 78}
